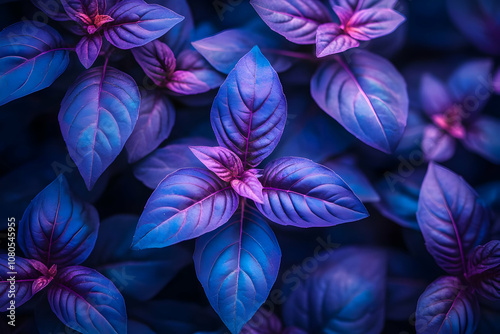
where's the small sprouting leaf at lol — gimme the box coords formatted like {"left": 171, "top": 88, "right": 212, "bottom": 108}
{"left": 311, "top": 49, "right": 408, "bottom": 153}
{"left": 417, "top": 163, "right": 490, "bottom": 276}
{"left": 132, "top": 168, "right": 239, "bottom": 249}
{"left": 85, "top": 214, "right": 191, "bottom": 301}
{"left": 250, "top": 0, "right": 331, "bottom": 44}
{"left": 131, "top": 40, "right": 176, "bottom": 87}
{"left": 256, "top": 157, "right": 368, "bottom": 227}
{"left": 282, "top": 247, "right": 387, "bottom": 334}
{"left": 189, "top": 146, "right": 244, "bottom": 182}
{"left": 211, "top": 46, "right": 287, "bottom": 168}
{"left": 18, "top": 175, "right": 99, "bottom": 267}
{"left": 59, "top": 66, "right": 140, "bottom": 190}
{"left": 415, "top": 276, "right": 479, "bottom": 334}
{"left": 125, "top": 89, "right": 175, "bottom": 163}
{"left": 463, "top": 116, "right": 500, "bottom": 164}
{"left": 194, "top": 206, "right": 281, "bottom": 334}
{"left": 60, "top": 0, "right": 106, "bottom": 22}
{"left": 76, "top": 34, "right": 102, "bottom": 69}
{"left": 316, "top": 23, "right": 360, "bottom": 57}
{"left": 0, "top": 256, "right": 46, "bottom": 311}
{"left": 48, "top": 266, "right": 126, "bottom": 334}
{"left": 0, "top": 21, "right": 70, "bottom": 106}
{"left": 231, "top": 170, "right": 264, "bottom": 204}
{"left": 105, "top": 0, "right": 184, "bottom": 49}
{"left": 467, "top": 240, "right": 500, "bottom": 301}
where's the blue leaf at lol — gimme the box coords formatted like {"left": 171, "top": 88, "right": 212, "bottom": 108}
{"left": 0, "top": 21, "right": 69, "bottom": 106}
{"left": 282, "top": 247, "right": 387, "bottom": 334}
{"left": 48, "top": 266, "right": 127, "bottom": 334}
{"left": 133, "top": 137, "right": 215, "bottom": 189}
{"left": 211, "top": 46, "right": 287, "bottom": 168}
{"left": 18, "top": 175, "right": 99, "bottom": 266}
{"left": 256, "top": 157, "right": 368, "bottom": 228}
{"left": 417, "top": 163, "right": 490, "bottom": 275}
{"left": 467, "top": 240, "right": 500, "bottom": 301}
{"left": 132, "top": 168, "right": 239, "bottom": 249}
{"left": 153, "top": 0, "right": 194, "bottom": 54}
{"left": 250, "top": 0, "right": 331, "bottom": 44}
{"left": 125, "top": 89, "right": 175, "bottom": 163}
{"left": 415, "top": 276, "right": 479, "bottom": 334}
{"left": 0, "top": 256, "right": 44, "bottom": 311}
{"left": 59, "top": 66, "right": 140, "bottom": 190}
{"left": 311, "top": 49, "right": 408, "bottom": 153}
{"left": 192, "top": 24, "right": 293, "bottom": 74}
{"left": 85, "top": 214, "right": 191, "bottom": 301}
{"left": 194, "top": 205, "right": 281, "bottom": 334}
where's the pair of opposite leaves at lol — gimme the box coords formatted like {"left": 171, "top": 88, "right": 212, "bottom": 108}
{"left": 130, "top": 46, "right": 370, "bottom": 334}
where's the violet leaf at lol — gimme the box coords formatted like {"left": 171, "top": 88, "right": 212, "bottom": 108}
{"left": 131, "top": 40, "right": 176, "bottom": 87}
{"left": 415, "top": 276, "right": 479, "bottom": 334}
{"left": 76, "top": 34, "right": 103, "bottom": 69}
{"left": 346, "top": 8, "right": 405, "bottom": 41}
{"left": 467, "top": 240, "right": 500, "bottom": 301}
{"left": 0, "top": 256, "right": 47, "bottom": 311}
{"left": 250, "top": 0, "right": 331, "bottom": 44}
{"left": 189, "top": 146, "right": 244, "bottom": 182}
{"left": 131, "top": 168, "right": 239, "bottom": 249}
{"left": 315, "top": 23, "right": 360, "bottom": 57}
{"left": 31, "top": 0, "right": 71, "bottom": 21}
{"left": 462, "top": 116, "right": 500, "bottom": 164}
{"left": 331, "top": 0, "right": 398, "bottom": 16}
{"left": 60, "top": 0, "right": 105, "bottom": 22}
{"left": 282, "top": 247, "right": 387, "bottom": 334}
{"left": 0, "top": 21, "right": 70, "bottom": 106}
{"left": 133, "top": 137, "right": 215, "bottom": 189}
{"left": 422, "top": 125, "right": 456, "bottom": 162}
{"left": 104, "top": 0, "right": 184, "bottom": 49}
{"left": 194, "top": 206, "right": 281, "bottom": 334}
{"left": 256, "top": 157, "right": 368, "bottom": 227}
{"left": 48, "top": 266, "right": 126, "bottom": 334}
{"left": 311, "top": 49, "right": 408, "bottom": 153}
{"left": 58, "top": 66, "right": 140, "bottom": 190}
{"left": 417, "top": 163, "right": 490, "bottom": 276}
{"left": 152, "top": 0, "right": 194, "bottom": 54}
{"left": 18, "top": 175, "right": 99, "bottom": 267}
{"left": 167, "top": 70, "right": 211, "bottom": 95}
{"left": 174, "top": 49, "right": 224, "bottom": 91}
{"left": 211, "top": 46, "right": 287, "bottom": 168}
{"left": 231, "top": 170, "right": 264, "bottom": 204}
{"left": 240, "top": 308, "right": 283, "bottom": 334}
{"left": 125, "top": 89, "right": 175, "bottom": 163}
{"left": 419, "top": 74, "right": 452, "bottom": 117}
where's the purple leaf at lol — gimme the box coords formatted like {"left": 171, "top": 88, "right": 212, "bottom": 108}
{"left": 0, "top": 21, "right": 70, "bottom": 106}
{"left": 311, "top": 49, "right": 408, "bottom": 153}
{"left": 60, "top": 0, "right": 105, "bottom": 22}
{"left": 282, "top": 247, "right": 387, "bottom": 334}
{"left": 0, "top": 256, "right": 47, "bottom": 311}
{"left": 18, "top": 175, "right": 99, "bottom": 267}
{"left": 211, "top": 46, "right": 287, "bottom": 168}
{"left": 189, "top": 146, "right": 244, "bottom": 182}
{"left": 315, "top": 23, "right": 360, "bottom": 57}
{"left": 241, "top": 308, "right": 283, "bottom": 334}
{"left": 76, "top": 34, "right": 102, "bottom": 69}
{"left": 419, "top": 73, "right": 452, "bottom": 117}
{"left": 131, "top": 40, "right": 176, "bottom": 87}
{"left": 231, "top": 170, "right": 264, "bottom": 204}
{"left": 125, "top": 89, "right": 175, "bottom": 163}
{"left": 48, "top": 266, "right": 126, "bottom": 334}
{"left": 323, "top": 156, "right": 380, "bottom": 203}
{"left": 132, "top": 168, "right": 239, "bottom": 249}
{"left": 194, "top": 206, "right": 281, "bottom": 334}
{"left": 415, "top": 276, "right": 479, "bottom": 334}
{"left": 152, "top": 0, "right": 194, "bottom": 54}
{"left": 192, "top": 26, "right": 293, "bottom": 74}
{"left": 250, "top": 0, "right": 331, "bottom": 44}
{"left": 167, "top": 70, "right": 211, "bottom": 95}
{"left": 175, "top": 49, "right": 224, "bottom": 91}
{"left": 331, "top": 0, "right": 398, "bottom": 16}
{"left": 462, "top": 116, "right": 500, "bottom": 164}
{"left": 467, "top": 240, "right": 500, "bottom": 301}
{"left": 85, "top": 214, "right": 191, "bottom": 301}
{"left": 104, "top": 0, "right": 184, "bottom": 49}
{"left": 133, "top": 137, "right": 215, "bottom": 189}
{"left": 58, "top": 66, "right": 140, "bottom": 190}
{"left": 32, "top": 0, "right": 71, "bottom": 21}
{"left": 345, "top": 8, "right": 405, "bottom": 41}
{"left": 417, "top": 163, "right": 490, "bottom": 276}
{"left": 422, "top": 125, "right": 456, "bottom": 162}
{"left": 256, "top": 157, "right": 368, "bottom": 227}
